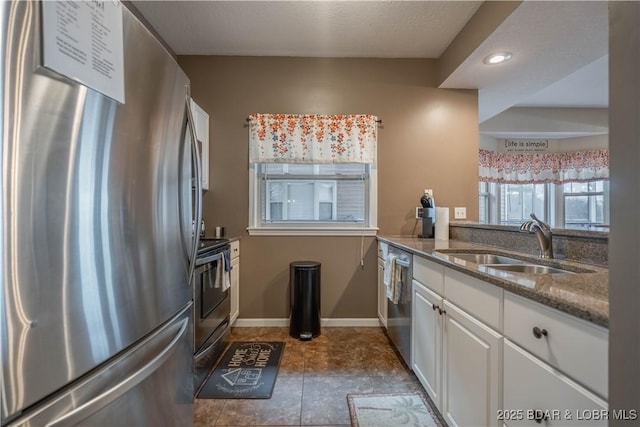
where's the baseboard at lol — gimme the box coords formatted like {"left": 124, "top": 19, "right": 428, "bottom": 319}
{"left": 321, "top": 318, "right": 381, "bottom": 327}
{"left": 234, "top": 318, "right": 289, "bottom": 327}
{"left": 233, "top": 318, "right": 380, "bottom": 327}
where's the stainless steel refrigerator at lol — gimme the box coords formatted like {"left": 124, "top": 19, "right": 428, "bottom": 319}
{"left": 1, "top": 1, "right": 199, "bottom": 426}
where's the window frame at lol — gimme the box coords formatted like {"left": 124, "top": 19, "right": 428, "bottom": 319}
{"left": 248, "top": 163, "right": 378, "bottom": 236}
{"left": 501, "top": 182, "right": 549, "bottom": 226}
{"left": 479, "top": 180, "right": 609, "bottom": 230}
{"left": 557, "top": 180, "right": 609, "bottom": 230}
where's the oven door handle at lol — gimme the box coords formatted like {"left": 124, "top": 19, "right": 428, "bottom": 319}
{"left": 197, "top": 251, "right": 224, "bottom": 266}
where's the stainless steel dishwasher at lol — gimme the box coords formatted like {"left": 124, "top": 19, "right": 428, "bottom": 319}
{"left": 385, "top": 245, "right": 413, "bottom": 367}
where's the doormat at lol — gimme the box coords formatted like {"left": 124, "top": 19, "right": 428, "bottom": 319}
{"left": 347, "top": 393, "right": 445, "bottom": 427}
{"left": 197, "top": 341, "right": 285, "bottom": 399}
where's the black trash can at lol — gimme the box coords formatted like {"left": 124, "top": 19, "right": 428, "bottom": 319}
{"left": 289, "top": 261, "right": 321, "bottom": 340}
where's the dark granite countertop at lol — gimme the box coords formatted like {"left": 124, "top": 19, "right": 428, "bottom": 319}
{"left": 378, "top": 236, "right": 609, "bottom": 328}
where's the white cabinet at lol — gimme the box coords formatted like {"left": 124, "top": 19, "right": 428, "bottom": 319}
{"left": 377, "top": 256, "right": 387, "bottom": 327}
{"left": 230, "top": 240, "right": 240, "bottom": 324}
{"left": 504, "top": 292, "right": 608, "bottom": 399}
{"left": 503, "top": 340, "right": 607, "bottom": 427}
{"left": 412, "top": 280, "right": 443, "bottom": 407}
{"left": 412, "top": 264, "right": 502, "bottom": 427}
{"left": 444, "top": 268, "right": 502, "bottom": 331}
{"left": 405, "top": 249, "right": 609, "bottom": 427}
{"left": 190, "top": 99, "right": 209, "bottom": 191}
{"left": 442, "top": 300, "right": 502, "bottom": 427}
{"left": 414, "top": 256, "right": 444, "bottom": 295}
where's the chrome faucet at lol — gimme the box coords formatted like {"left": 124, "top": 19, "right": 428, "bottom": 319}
{"left": 520, "top": 213, "right": 554, "bottom": 259}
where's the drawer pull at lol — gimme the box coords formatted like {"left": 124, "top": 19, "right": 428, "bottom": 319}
{"left": 532, "top": 326, "right": 548, "bottom": 339}
{"left": 532, "top": 409, "right": 548, "bottom": 423}
{"left": 430, "top": 303, "right": 446, "bottom": 316}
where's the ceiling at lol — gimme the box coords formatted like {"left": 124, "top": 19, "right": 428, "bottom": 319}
{"left": 132, "top": 1, "right": 609, "bottom": 122}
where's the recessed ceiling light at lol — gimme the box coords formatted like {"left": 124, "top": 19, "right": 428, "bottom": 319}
{"left": 483, "top": 51, "right": 513, "bottom": 65}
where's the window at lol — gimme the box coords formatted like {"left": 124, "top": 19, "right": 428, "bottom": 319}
{"left": 479, "top": 180, "right": 609, "bottom": 230}
{"left": 562, "top": 180, "right": 609, "bottom": 230}
{"left": 249, "top": 163, "right": 377, "bottom": 235}
{"left": 247, "top": 113, "right": 378, "bottom": 235}
{"left": 478, "top": 181, "right": 490, "bottom": 223}
{"left": 502, "top": 183, "right": 547, "bottom": 225}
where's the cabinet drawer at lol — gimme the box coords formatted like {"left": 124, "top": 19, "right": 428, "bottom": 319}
{"left": 504, "top": 292, "right": 608, "bottom": 399}
{"left": 444, "top": 268, "right": 502, "bottom": 331}
{"left": 230, "top": 240, "right": 240, "bottom": 259}
{"left": 503, "top": 340, "right": 607, "bottom": 427}
{"left": 413, "top": 256, "right": 444, "bottom": 295}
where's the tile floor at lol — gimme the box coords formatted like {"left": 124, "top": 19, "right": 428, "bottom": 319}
{"left": 194, "top": 326, "right": 429, "bottom": 426}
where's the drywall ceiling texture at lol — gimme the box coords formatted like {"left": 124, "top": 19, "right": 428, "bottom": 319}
{"left": 441, "top": 1, "right": 608, "bottom": 121}
{"left": 133, "top": 1, "right": 481, "bottom": 57}
{"left": 178, "top": 56, "right": 478, "bottom": 319}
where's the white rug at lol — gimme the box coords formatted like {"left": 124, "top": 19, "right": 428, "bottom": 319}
{"left": 347, "top": 392, "right": 444, "bottom": 427}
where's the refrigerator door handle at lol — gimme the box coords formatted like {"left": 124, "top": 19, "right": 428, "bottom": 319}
{"left": 45, "top": 317, "right": 189, "bottom": 427}
{"left": 185, "top": 89, "right": 203, "bottom": 284}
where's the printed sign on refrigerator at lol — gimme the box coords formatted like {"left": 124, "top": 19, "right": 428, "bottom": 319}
{"left": 42, "top": 0, "right": 125, "bottom": 103}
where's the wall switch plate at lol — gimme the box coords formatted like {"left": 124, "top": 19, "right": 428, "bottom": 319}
{"left": 454, "top": 207, "right": 467, "bottom": 219}
{"left": 416, "top": 207, "right": 424, "bottom": 219}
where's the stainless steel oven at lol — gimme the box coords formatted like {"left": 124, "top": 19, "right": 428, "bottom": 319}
{"left": 193, "top": 239, "right": 231, "bottom": 390}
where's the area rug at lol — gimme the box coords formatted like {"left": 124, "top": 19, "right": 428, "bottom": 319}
{"left": 197, "top": 341, "right": 284, "bottom": 399}
{"left": 347, "top": 392, "right": 444, "bottom": 427}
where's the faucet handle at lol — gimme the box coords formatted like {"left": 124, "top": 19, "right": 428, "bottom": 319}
{"left": 530, "top": 213, "right": 551, "bottom": 231}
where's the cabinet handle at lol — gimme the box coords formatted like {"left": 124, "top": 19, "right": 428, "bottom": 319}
{"left": 532, "top": 409, "right": 548, "bottom": 423}
{"left": 432, "top": 304, "right": 438, "bottom": 311}
{"left": 532, "top": 326, "right": 548, "bottom": 339}
{"left": 438, "top": 307, "right": 446, "bottom": 316}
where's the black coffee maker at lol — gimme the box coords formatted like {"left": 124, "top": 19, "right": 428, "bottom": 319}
{"left": 419, "top": 190, "right": 435, "bottom": 238}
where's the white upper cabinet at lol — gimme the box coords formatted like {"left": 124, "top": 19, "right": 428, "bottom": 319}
{"left": 190, "top": 99, "right": 209, "bottom": 191}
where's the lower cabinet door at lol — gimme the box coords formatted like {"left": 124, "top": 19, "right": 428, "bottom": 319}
{"left": 412, "top": 279, "right": 443, "bottom": 409}
{"left": 442, "top": 300, "right": 502, "bottom": 427}
{"left": 230, "top": 257, "right": 240, "bottom": 324}
{"left": 503, "top": 339, "right": 607, "bottom": 427}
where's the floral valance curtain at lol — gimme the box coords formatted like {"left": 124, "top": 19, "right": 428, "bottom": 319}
{"left": 249, "top": 113, "right": 378, "bottom": 164}
{"left": 479, "top": 148, "right": 609, "bottom": 184}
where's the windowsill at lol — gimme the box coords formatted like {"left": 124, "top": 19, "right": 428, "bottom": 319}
{"left": 247, "top": 227, "right": 378, "bottom": 236}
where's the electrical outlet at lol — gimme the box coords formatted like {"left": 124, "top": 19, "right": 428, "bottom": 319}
{"left": 416, "top": 207, "right": 424, "bottom": 219}
{"left": 425, "top": 189, "right": 433, "bottom": 198}
{"left": 454, "top": 207, "right": 467, "bottom": 219}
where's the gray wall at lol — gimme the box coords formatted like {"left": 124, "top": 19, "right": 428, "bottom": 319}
{"left": 178, "top": 56, "right": 478, "bottom": 319}
{"left": 609, "top": 1, "right": 640, "bottom": 422}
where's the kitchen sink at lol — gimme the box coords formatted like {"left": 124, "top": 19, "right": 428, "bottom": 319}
{"left": 482, "top": 263, "right": 575, "bottom": 274}
{"left": 443, "top": 253, "right": 523, "bottom": 265}
{"left": 436, "top": 249, "right": 594, "bottom": 274}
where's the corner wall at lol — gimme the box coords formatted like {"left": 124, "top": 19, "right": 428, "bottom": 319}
{"left": 609, "top": 2, "right": 640, "bottom": 422}
{"left": 178, "top": 56, "right": 478, "bottom": 319}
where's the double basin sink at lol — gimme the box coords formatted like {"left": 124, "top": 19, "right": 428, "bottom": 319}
{"left": 436, "top": 250, "right": 594, "bottom": 275}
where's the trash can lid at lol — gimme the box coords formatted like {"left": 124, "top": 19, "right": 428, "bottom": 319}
{"left": 290, "top": 261, "right": 321, "bottom": 269}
